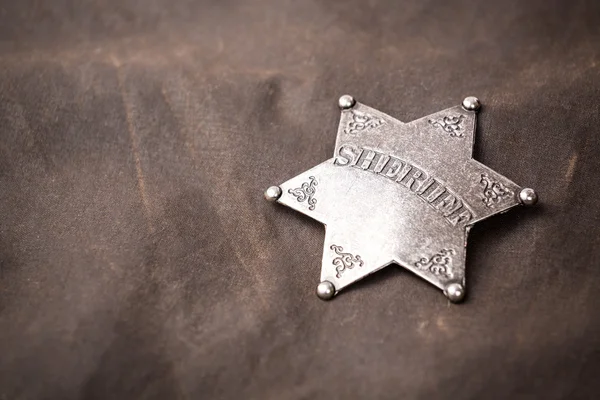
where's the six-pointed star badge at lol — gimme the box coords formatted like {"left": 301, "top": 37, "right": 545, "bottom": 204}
{"left": 265, "top": 95, "right": 538, "bottom": 303}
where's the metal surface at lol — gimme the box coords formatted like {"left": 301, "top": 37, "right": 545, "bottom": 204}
{"left": 267, "top": 95, "right": 537, "bottom": 302}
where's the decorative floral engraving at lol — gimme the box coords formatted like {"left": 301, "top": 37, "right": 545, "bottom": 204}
{"left": 288, "top": 176, "right": 318, "bottom": 210}
{"left": 480, "top": 173, "right": 514, "bottom": 207}
{"left": 415, "top": 249, "right": 456, "bottom": 278}
{"left": 330, "top": 245, "right": 364, "bottom": 278}
{"left": 344, "top": 110, "right": 385, "bottom": 134}
{"left": 428, "top": 115, "right": 465, "bottom": 137}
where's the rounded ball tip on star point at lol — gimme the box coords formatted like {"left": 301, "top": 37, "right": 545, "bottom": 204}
{"left": 316, "top": 281, "right": 336, "bottom": 300}
{"left": 462, "top": 96, "right": 481, "bottom": 112}
{"left": 519, "top": 188, "right": 538, "bottom": 206}
{"left": 444, "top": 283, "right": 465, "bottom": 303}
{"left": 264, "top": 186, "right": 282, "bottom": 202}
{"left": 338, "top": 94, "right": 356, "bottom": 110}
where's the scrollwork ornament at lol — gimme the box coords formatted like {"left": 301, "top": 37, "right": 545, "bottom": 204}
{"left": 344, "top": 110, "right": 385, "bottom": 134}
{"left": 428, "top": 115, "right": 465, "bottom": 137}
{"left": 480, "top": 173, "right": 514, "bottom": 207}
{"left": 415, "top": 249, "right": 456, "bottom": 278}
{"left": 330, "top": 245, "right": 364, "bottom": 278}
{"left": 288, "top": 176, "right": 318, "bottom": 210}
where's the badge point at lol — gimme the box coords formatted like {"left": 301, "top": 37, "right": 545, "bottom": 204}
{"left": 264, "top": 185, "right": 282, "bottom": 202}
{"left": 338, "top": 94, "right": 356, "bottom": 110}
{"left": 462, "top": 96, "right": 481, "bottom": 112}
{"left": 518, "top": 188, "right": 538, "bottom": 206}
{"left": 316, "top": 281, "right": 336, "bottom": 300}
{"left": 444, "top": 283, "right": 466, "bottom": 303}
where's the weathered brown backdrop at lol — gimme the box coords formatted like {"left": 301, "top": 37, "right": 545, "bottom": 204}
{"left": 0, "top": 0, "right": 599, "bottom": 399}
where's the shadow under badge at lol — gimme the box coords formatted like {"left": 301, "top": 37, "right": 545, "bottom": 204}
{"left": 264, "top": 95, "right": 538, "bottom": 303}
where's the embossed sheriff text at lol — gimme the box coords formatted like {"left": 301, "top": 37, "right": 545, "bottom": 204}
{"left": 334, "top": 144, "right": 475, "bottom": 227}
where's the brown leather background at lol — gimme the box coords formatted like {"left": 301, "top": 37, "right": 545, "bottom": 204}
{"left": 1, "top": 1, "right": 599, "bottom": 399}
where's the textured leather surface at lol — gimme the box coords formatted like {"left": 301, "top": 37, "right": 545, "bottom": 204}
{"left": 1, "top": 1, "right": 599, "bottom": 399}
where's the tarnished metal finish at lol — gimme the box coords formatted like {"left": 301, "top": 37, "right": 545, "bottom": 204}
{"left": 268, "top": 96, "right": 537, "bottom": 302}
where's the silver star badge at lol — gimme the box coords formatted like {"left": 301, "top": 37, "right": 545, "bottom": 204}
{"left": 265, "top": 95, "right": 538, "bottom": 303}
